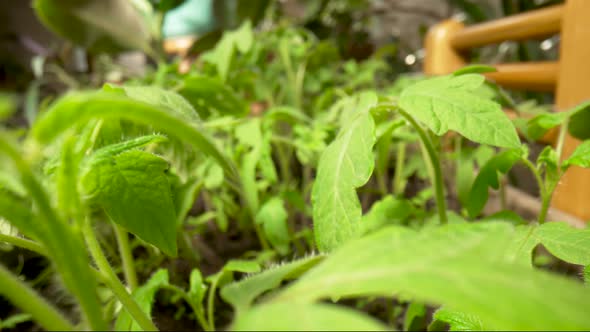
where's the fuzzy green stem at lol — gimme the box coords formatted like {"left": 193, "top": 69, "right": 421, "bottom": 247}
{"left": 393, "top": 142, "right": 407, "bottom": 196}
{"left": 555, "top": 118, "right": 570, "bottom": 161}
{"left": 0, "top": 234, "right": 46, "bottom": 256}
{"left": 207, "top": 275, "right": 221, "bottom": 331}
{"left": 82, "top": 220, "right": 158, "bottom": 331}
{"left": 0, "top": 264, "right": 74, "bottom": 331}
{"left": 113, "top": 224, "right": 138, "bottom": 291}
{"left": 521, "top": 158, "right": 549, "bottom": 224}
{"left": 398, "top": 109, "right": 448, "bottom": 224}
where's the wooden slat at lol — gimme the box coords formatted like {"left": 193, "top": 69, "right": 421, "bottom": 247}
{"left": 450, "top": 5, "right": 563, "bottom": 50}
{"left": 484, "top": 62, "right": 558, "bottom": 92}
{"left": 551, "top": 0, "right": 590, "bottom": 222}
{"left": 424, "top": 19, "right": 466, "bottom": 75}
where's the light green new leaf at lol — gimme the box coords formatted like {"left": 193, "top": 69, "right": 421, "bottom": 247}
{"left": 221, "top": 255, "right": 324, "bottom": 314}
{"left": 115, "top": 269, "right": 169, "bottom": 331}
{"left": 536, "top": 222, "right": 590, "bottom": 265}
{"left": 312, "top": 92, "right": 378, "bottom": 252}
{"left": 255, "top": 197, "right": 290, "bottom": 255}
{"left": 399, "top": 74, "right": 520, "bottom": 148}
{"left": 178, "top": 75, "right": 248, "bottom": 118}
{"left": 105, "top": 84, "right": 200, "bottom": 121}
{"left": 431, "top": 307, "right": 486, "bottom": 331}
{"left": 276, "top": 222, "right": 590, "bottom": 330}
{"left": 453, "top": 65, "right": 496, "bottom": 76}
{"left": 361, "top": 196, "right": 413, "bottom": 235}
{"left": 81, "top": 149, "right": 177, "bottom": 256}
{"left": 467, "top": 149, "right": 523, "bottom": 217}
{"left": 231, "top": 303, "right": 387, "bottom": 331}
{"left": 201, "top": 21, "right": 253, "bottom": 82}
{"left": 33, "top": 0, "right": 152, "bottom": 54}
{"left": 188, "top": 269, "right": 207, "bottom": 307}
{"left": 562, "top": 141, "right": 590, "bottom": 170}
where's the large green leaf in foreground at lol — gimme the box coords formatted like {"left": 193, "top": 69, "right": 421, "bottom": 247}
{"left": 400, "top": 74, "right": 520, "bottom": 148}
{"left": 275, "top": 222, "right": 590, "bottom": 330}
{"left": 232, "top": 303, "right": 387, "bottom": 331}
{"left": 311, "top": 92, "right": 378, "bottom": 252}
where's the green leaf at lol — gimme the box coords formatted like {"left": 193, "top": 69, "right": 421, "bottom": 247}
{"left": 399, "top": 74, "right": 520, "bottom": 148}
{"left": 0, "top": 313, "right": 33, "bottom": 330}
{"left": 535, "top": 222, "right": 590, "bottom": 265}
{"left": 361, "top": 196, "right": 413, "bottom": 235}
{"left": 312, "top": 92, "right": 378, "bottom": 252}
{"left": 105, "top": 84, "right": 200, "bottom": 121}
{"left": 562, "top": 141, "right": 590, "bottom": 170}
{"left": 276, "top": 222, "right": 590, "bottom": 330}
{"left": 467, "top": 149, "right": 523, "bottom": 217}
{"left": 0, "top": 190, "right": 36, "bottom": 240}
{"left": 525, "top": 112, "right": 568, "bottom": 140}
{"left": 30, "top": 91, "right": 239, "bottom": 186}
{"left": 202, "top": 21, "right": 253, "bottom": 82}
{"left": 0, "top": 93, "right": 16, "bottom": 120}
{"left": 453, "top": 65, "right": 496, "bottom": 76}
{"left": 221, "top": 255, "right": 323, "bottom": 314}
{"left": 431, "top": 307, "right": 485, "bottom": 331}
{"left": 115, "top": 269, "right": 169, "bottom": 331}
{"left": 404, "top": 302, "right": 427, "bottom": 331}
{"left": 33, "top": 0, "right": 152, "bottom": 54}
{"left": 566, "top": 100, "right": 590, "bottom": 140}
{"left": 81, "top": 149, "right": 177, "bottom": 256}
{"left": 255, "top": 197, "right": 290, "bottom": 255}
{"left": 584, "top": 265, "right": 589, "bottom": 285}
{"left": 188, "top": 269, "right": 207, "bottom": 308}
{"left": 178, "top": 75, "right": 248, "bottom": 118}
{"left": 231, "top": 303, "right": 388, "bottom": 331}
{"left": 502, "top": 224, "right": 539, "bottom": 266}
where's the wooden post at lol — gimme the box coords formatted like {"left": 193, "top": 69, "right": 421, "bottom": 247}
{"left": 550, "top": 0, "right": 590, "bottom": 221}
{"left": 424, "top": 19, "right": 466, "bottom": 75}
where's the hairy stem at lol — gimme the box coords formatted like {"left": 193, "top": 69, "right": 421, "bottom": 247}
{"left": 393, "top": 142, "right": 407, "bottom": 196}
{"left": 82, "top": 220, "right": 158, "bottom": 331}
{"left": 0, "top": 234, "right": 46, "bottom": 256}
{"left": 398, "top": 109, "right": 448, "bottom": 224}
{"left": 521, "top": 158, "right": 549, "bottom": 224}
{"left": 0, "top": 264, "right": 74, "bottom": 331}
{"left": 113, "top": 224, "right": 138, "bottom": 291}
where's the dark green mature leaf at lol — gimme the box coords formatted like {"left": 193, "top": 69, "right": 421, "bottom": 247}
{"left": 178, "top": 75, "right": 248, "bottom": 118}
{"left": 231, "top": 303, "right": 388, "bottom": 331}
{"left": 115, "top": 269, "right": 169, "bottom": 331}
{"left": 221, "top": 255, "right": 323, "bottom": 314}
{"left": 562, "top": 141, "right": 590, "bottom": 170}
{"left": 81, "top": 149, "right": 177, "bottom": 256}
{"left": 255, "top": 197, "right": 290, "bottom": 255}
{"left": 467, "top": 149, "right": 524, "bottom": 217}
{"left": 312, "top": 92, "right": 378, "bottom": 252}
{"left": 566, "top": 101, "right": 590, "bottom": 140}
{"left": 536, "top": 222, "right": 590, "bottom": 265}
{"left": 399, "top": 74, "right": 520, "bottom": 148}
{"left": 33, "top": 0, "right": 152, "bottom": 54}
{"left": 276, "top": 222, "right": 590, "bottom": 330}
{"left": 432, "top": 307, "right": 485, "bottom": 331}
{"left": 30, "top": 92, "right": 239, "bottom": 185}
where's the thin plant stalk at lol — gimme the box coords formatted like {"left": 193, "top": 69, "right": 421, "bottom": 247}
{"left": 393, "top": 142, "right": 407, "bottom": 196}
{"left": 0, "top": 264, "right": 75, "bottom": 331}
{"left": 113, "top": 224, "right": 138, "bottom": 291}
{"left": 398, "top": 109, "right": 448, "bottom": 224}
{"left": 0, "top": 234, "right": 46, "bottom": 256}
{"left": 82, "top": 219, "right": 158, "bottom": 331}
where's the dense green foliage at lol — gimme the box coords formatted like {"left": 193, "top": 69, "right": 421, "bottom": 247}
{"left": 1, "top": 3, "right": 589, "bottom": 331}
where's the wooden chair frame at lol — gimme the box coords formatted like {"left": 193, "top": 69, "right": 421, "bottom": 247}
{"left": 423, "top": 0, "right": 590, "bottom": 222}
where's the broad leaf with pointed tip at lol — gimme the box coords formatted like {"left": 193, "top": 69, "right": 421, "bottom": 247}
{"left": 312, "top": 92, "right": 378, "bottom": 252}
{"left": 81, "top": 148, "right": 177, "bottom": 256}
{"left": 399, "top": 74, "right": 520, "bottom": 148}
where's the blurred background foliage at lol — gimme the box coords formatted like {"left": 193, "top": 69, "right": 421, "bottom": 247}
{"left": 0, "top": 0, "right": 563, "bottom": 106}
